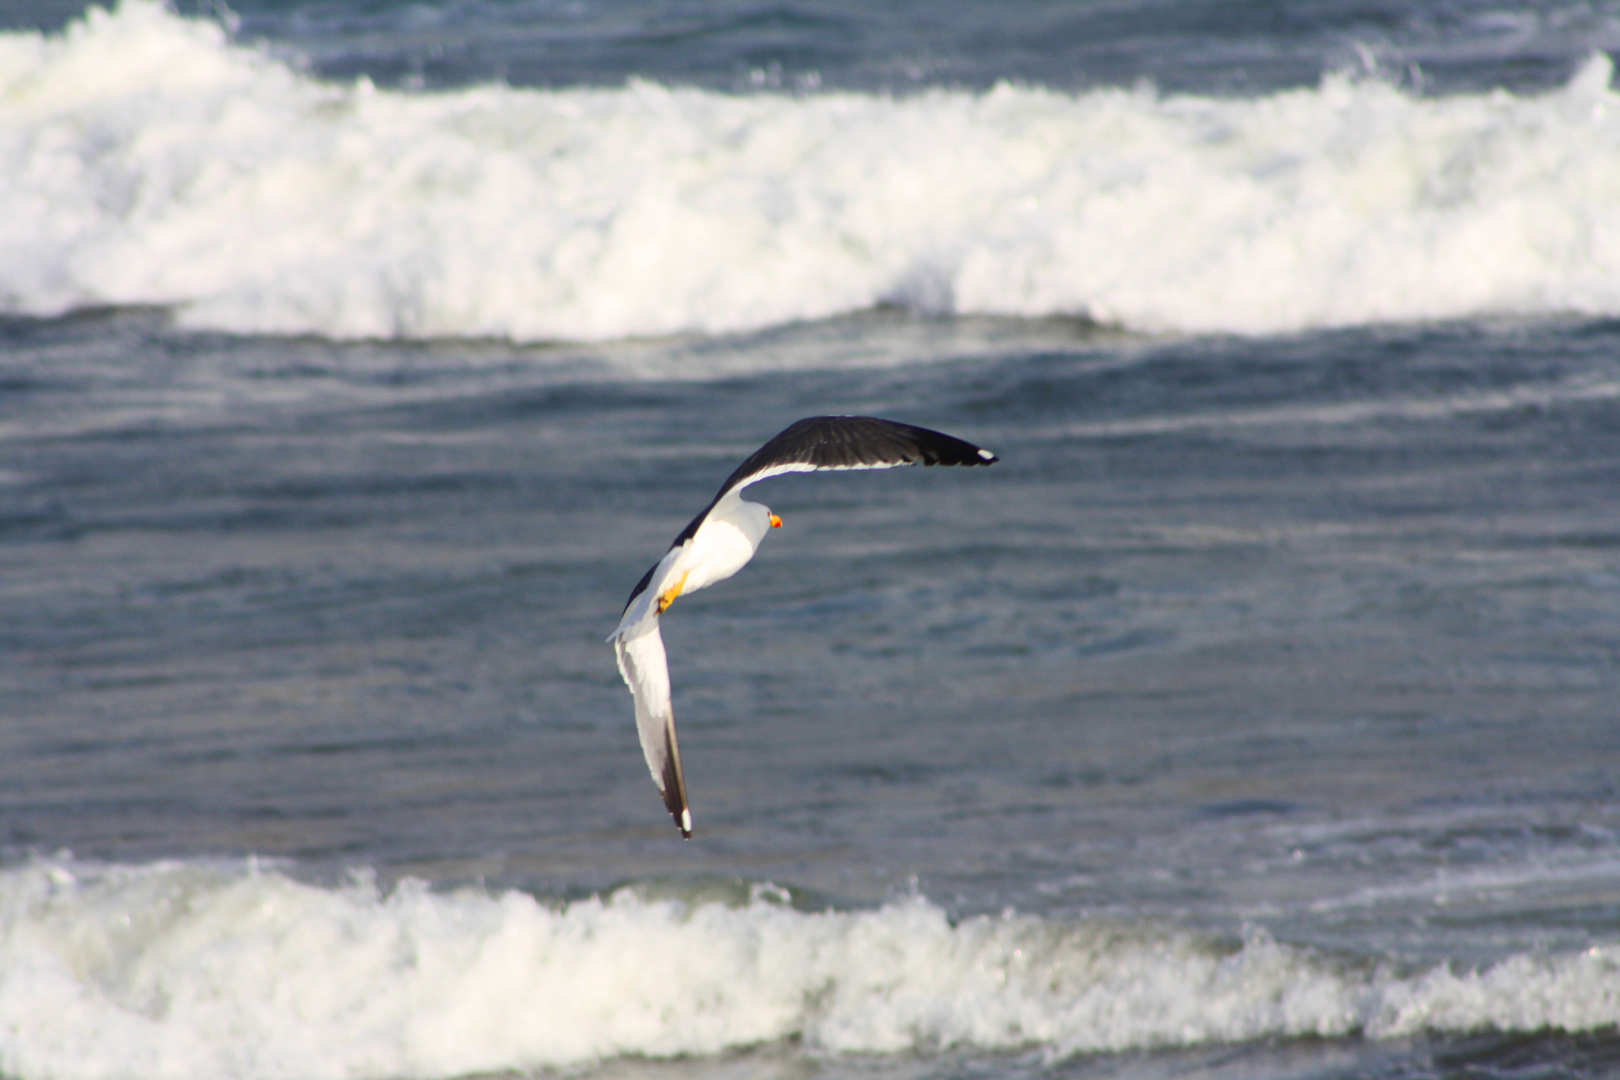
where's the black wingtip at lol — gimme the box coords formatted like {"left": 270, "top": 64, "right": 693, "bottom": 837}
{"left": 662, "top": 782, "right": 692, "bottom": 839}
{"left": 668, "top": 799, "right": 692, "bottom": 839}
{"left": 661, "top": 727, "right": 693, "bottom": 839}
{"left": 871, "top": 418, "right": 995, "bottom": 469}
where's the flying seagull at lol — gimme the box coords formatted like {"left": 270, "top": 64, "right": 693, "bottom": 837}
{"left": 610, "top": 415, "right": 998, "bottom": 838}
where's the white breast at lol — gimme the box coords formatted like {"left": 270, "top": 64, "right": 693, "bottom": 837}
{"left": 611, "top": 494, "right": 774, "bottom": 642}
{"left": 680, "top": 498, "right": 771, "bottom": 594}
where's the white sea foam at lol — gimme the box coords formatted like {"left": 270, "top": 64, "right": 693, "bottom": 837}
{"left": 0, "top": 856, "right": 1617, "bottom": 1080}
{"left": 3, "top": 2, "right": 1620, "bottom": 344}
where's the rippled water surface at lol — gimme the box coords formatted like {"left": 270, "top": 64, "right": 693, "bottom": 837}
{"left": 4, "top": 309, "right": 1620, "bottom": 1078}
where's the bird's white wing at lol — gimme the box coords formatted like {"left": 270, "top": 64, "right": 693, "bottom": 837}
{"left": 612, "top": 618, "right": 692, "bottom": 838}
{"left": 613, "top": 544, "right": 687, "bottom": 640}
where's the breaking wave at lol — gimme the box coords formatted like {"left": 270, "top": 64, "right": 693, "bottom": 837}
{"left": 2, "top": 2, "right": 1620, "bottom": 343}
{"left": 1, "top": 856, "right": 1617, "bottom": 1080}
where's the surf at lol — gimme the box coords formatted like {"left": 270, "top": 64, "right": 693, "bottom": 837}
{"left": 3, "top": 2, "right": 1619, "bottom": 346}
{"left": 1, "top": 855, "right": 1617, "bottom": 1080}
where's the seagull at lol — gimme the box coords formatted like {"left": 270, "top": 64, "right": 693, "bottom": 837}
{"left": 610, "top": 416, "right": 998, "bottom": 838}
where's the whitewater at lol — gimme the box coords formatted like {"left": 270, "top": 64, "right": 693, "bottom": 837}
{"left": 3, "top": 1, "right": 1620, "bottom": 343}
{"left": 0, "top": 856, "right": 1613, "bottom": 1080}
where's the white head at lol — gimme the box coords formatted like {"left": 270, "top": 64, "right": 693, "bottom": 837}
{"left": 724, "top": 497, "right": 783, "bottom": 552}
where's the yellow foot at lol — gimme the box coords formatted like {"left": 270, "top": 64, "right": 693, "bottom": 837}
{"left": 656, "top": 572, "right": 690, "bottom": 614}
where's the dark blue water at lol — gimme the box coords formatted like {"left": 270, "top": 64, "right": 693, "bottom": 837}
{"left": 2, "top": 2, "right": 1620, "bottom": 1078}
{"left": 9, "top": 0, "right": 1608, "bottom": 93}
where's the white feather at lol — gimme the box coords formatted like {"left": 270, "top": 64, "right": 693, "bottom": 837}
{"left": 612, "top": 616, "right": 677, "bottom": 801}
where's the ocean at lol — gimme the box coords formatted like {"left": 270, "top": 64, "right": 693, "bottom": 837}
{"left": 3, "top": 1, "right": 1620, "bottom": 1078}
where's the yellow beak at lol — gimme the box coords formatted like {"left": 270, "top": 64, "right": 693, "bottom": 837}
{"left": 769, "top": 514, "right": 782, "bottom": 528}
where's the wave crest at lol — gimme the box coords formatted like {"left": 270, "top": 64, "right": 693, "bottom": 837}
{"left": 0, "top": 858, "right": 1617, "bottom": 1080}
{"left": 3, "top": 2, "right": 1620, "bottom": 343}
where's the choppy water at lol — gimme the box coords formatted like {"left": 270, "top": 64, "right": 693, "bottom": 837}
{"left": 3, "top": 3, "right": 1620, "bottom": 1079}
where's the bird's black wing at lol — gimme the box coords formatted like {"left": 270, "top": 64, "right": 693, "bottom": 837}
{"left": 624, "top": 416, "right": 997, "bottom": 611}
{"left": 679, "top": 416, "right": 996, "bottom": 544}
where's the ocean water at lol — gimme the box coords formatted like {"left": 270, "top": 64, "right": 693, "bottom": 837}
{"left": 4, "top": 2, "right": 1620, "bottom": 1079}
